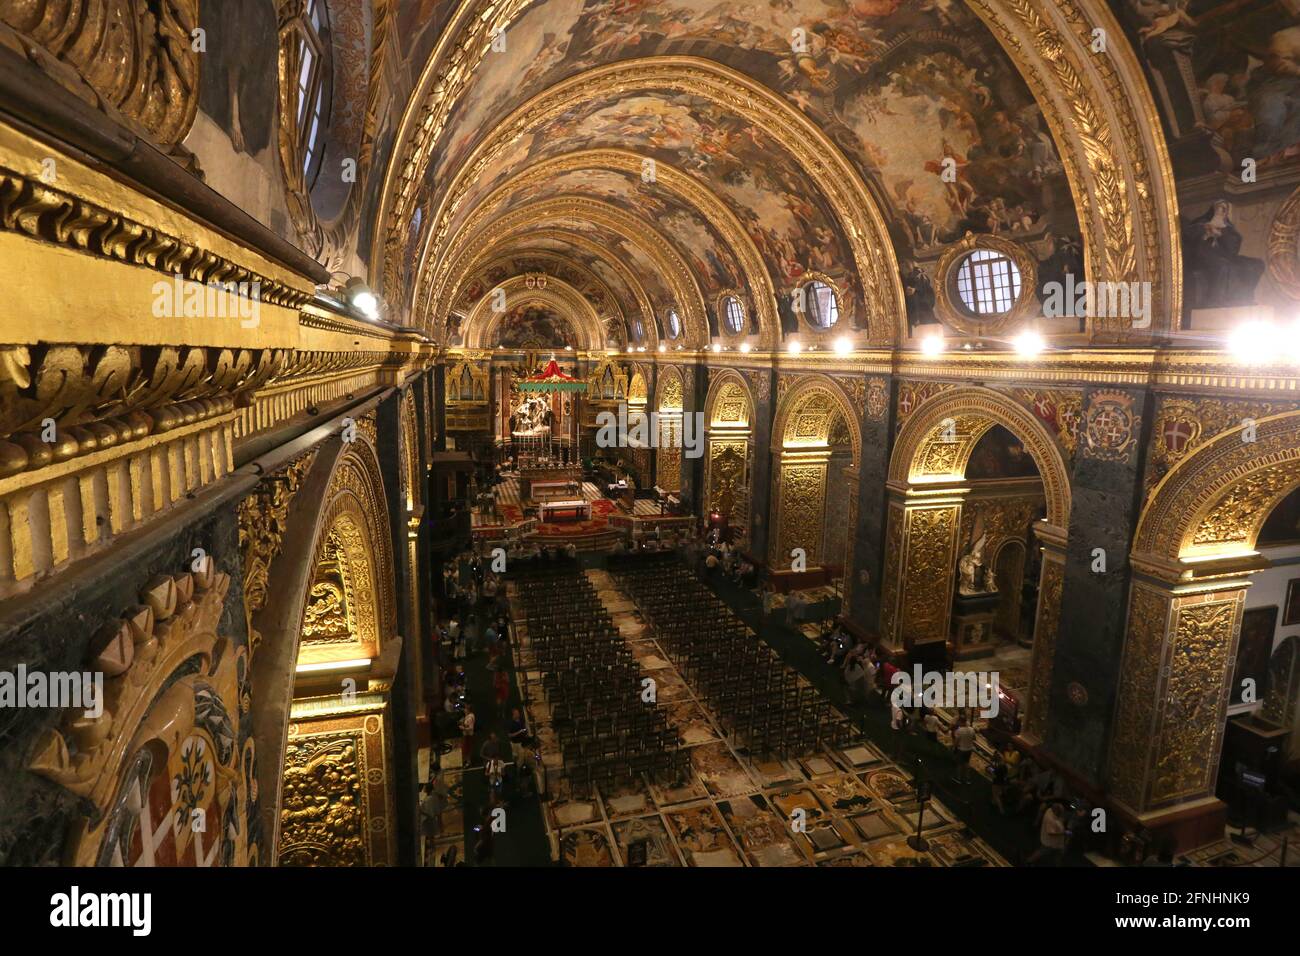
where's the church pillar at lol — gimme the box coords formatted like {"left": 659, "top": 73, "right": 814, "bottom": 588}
{"left": 433, "top": 364, "right": 447, "bottom": 452}
{"left": 1104, "top": 557, "right": 1255, "bottom": 849}
{"left": 1022, "top": 526, "right": 1067, "bottom": 744}
{"left": 1042, "top": 387, "right": 1152, "bottom": 787}
{"left": 747, "top": 368, "right": 776, "bottom": 559}
{"left": 681, "top": 363, "right": 708, "bottom": 512}
{"left": 377, "top": 393, "right": 420, "bottom": 865}
{"left": 877, "top": 483, "right": 966, "bottom": 657}
{"left": 846, "top": 374, "right": 895, "bottom": 628}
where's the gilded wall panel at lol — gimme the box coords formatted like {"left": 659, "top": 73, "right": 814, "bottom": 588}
{"left": 1024, "top": 554, "right": 1064, "bottom": 742}
{"left": 773, "top": 460, "right": 827, "bottom": 568}
{"left": 898, "top": 502, "right": 962, "bottom": 644}
{"left": 1108, "top": 585, "right": 1172, "bottom": 810}
{"left": 1150, "top": 597, "right": 1240, "bottom": 807}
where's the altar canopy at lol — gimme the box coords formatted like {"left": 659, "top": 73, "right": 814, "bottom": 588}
{"left": 517, "top": 358, "right": 588, "bottom": 394}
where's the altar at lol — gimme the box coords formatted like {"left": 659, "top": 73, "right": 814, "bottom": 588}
{"left": 539, "top": 499, "right": 591, "bottom": 522}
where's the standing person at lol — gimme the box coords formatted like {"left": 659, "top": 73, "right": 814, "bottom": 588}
{"left": 951, "top": 717, "right": 977, "bottom": 784}
{"left": 1027, "top": 800, "right": 1068, "bottom": 866}
{"left": 862, "top": 655, "right": 879, "bottom": 706}
{"left": 922, "top": 708, "right": 941, "bottom": 743}
{"left": 844, "top": 653, "right": 869, "bottom": 704}
{"left": 989, "top": 750, "right": 1010, "bottom": 815}
{"left": 459, "top": 704, "right": 477, "bottom": 766}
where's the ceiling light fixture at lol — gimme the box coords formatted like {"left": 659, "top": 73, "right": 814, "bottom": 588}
{"left": 834, "top": 336, "right": 852, "bottom": 355}
{"left": 1228, "top": 320, "right": 1275, "bottom": 365}
{"left": 1013, "top": 330, "right": 1045, "bottom": 358}
{"left": 788, "top": 339, "right": 802, "bottom": 355}
{"left": 920, "top": 332, "right": 945, "bottom": 356}
{"left": 344, "top": 277, "right": 380, "bottom": 321}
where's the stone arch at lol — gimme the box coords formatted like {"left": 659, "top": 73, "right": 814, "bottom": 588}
{"left": 889, "top": 387, "right": 1072, "bottom": 531}
{"left": 1134, "top": 411, "right": 1300, "bottom": 566}
{"left": 442, "top": 198, "right": 702, "bottom": 349}
{"left": 246, "top": 426, "right": 398, "bottom": 863}
{"left": 410, "top": 57, "right": 904, "bottom": 345}
{"left": 461, "top": 275, "right": 605, "bottom": 351}
{"left": 879, "top": 386, "right": 1072, "bottom": 742}
{"left": 438, "top": 148, "right": 781, "bottom": 348}
{"left": 768, "top": 374, "right": 863, "bottom": 570}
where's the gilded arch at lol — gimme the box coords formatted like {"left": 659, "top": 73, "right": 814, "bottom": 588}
{"left": 880, "top": 386, "right": 1072, "bottom": 739}
{"left": 414, "top": 58, "right": 904, "bottom": 345}
{"left": 768, "top": 374, "right": 863, "bottom": 569}
{"left": 654, "top": 365, "right": 686, "bottom": 494}
{"left": 441, "top": 198, "right": 704, "bottom": 349}
{"left": 703, "top": 369, "right": 755, "bottom": 538}
{"left": 436, "top": 148, "right": 780, "bottom": 348}
{"left": 1133, "top": 411, "right": 1300, "bottom": 565}
{"left": 461, "top": 275, "right": 605, "bottom": 352}
{"left": 888, "top": 387, "right": 1072, "bottom": 531}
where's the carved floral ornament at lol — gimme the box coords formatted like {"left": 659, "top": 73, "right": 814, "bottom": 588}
{"left": 0, "top": 0, "right": 201, "bottom": 151}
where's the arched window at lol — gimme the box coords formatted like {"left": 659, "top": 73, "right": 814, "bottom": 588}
{"left": 293, "top": 0, "right": 332, "bottom": 190}
{"left": 721, "top": 295, "right": 745, "bottom": 334}
{"left": 666, "top": 309, "right": 681, "bottom": 340}
{"left": 952, "top": 248, "right": 1021, "bottom": 317}
{"left": 632, "top": 317, "right": 645, "bottom": 343}
{"left": 804, "top": 280, "right": 839, "bottom": 328}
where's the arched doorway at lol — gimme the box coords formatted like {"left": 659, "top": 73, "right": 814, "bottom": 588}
{"left": 880, "top": 386, "right": 1072, "bottom": 740}
{"left": 703, "top": 370, "right": 755, "bottom": 549}
{"left": 1112, "top": 411, "right": 1300, "bottom": 824}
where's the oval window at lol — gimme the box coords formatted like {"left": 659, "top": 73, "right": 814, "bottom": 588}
{"left": 666, "top": 309, "right": 681, "bottom": 339}
{"left": 805, "top": 280, "right": 839, "bottom": 328}
{"left": 722, "top": 295, "right": 745, "bottom": 334}
{"left": 952, "top": 247, "right": 1021, "bottom": 317}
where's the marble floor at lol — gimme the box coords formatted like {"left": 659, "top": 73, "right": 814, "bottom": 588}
{"left": 514, "top": 569, "right": 1006, "bottom": 868}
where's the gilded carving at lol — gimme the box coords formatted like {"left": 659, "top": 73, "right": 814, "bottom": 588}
{"left": 1023, "top": 556, "right": 1064, "bottom": 742}
{"left": 0, "top": 0, "right": 201, "bottom": 151}
{"left": 278, "top": 732, "right": 368, "bottom": 866}
{"left": 773, "top": 460, "right": 827, "bottom": 568}
{"left": 1107, "top": 585, "right": 1170, "bottom": 810}
{"left": 898, "top": 504, "right": 961, "bottom": 643}
{"left": 1150, "top": 599, "right": 1238, "bottom": 806}
{"left": 1081, "top": 390, "right": 1139, "bottom": 462}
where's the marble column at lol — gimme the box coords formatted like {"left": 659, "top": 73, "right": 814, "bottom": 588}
{"left": 847, "top": 374, "right": 895, "bottom": 628}
{"left": 1042, "top": 386, "right": 1152, "bottom": 787}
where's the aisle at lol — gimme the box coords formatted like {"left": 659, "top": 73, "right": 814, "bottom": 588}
{"left": 457, "top": 602, "right": 553, "bottom": 867}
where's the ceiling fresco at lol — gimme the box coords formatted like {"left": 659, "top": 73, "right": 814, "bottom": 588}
{"left": 423, "top": 0, "right": 1081, "bottom": 277}
{"left": 439, "top": 89, "right": 864, "bottom": 325}
{"left": 1109, "top": 0, "right": 1300, "bottom": 319}
{"left": 474, "top": 167, "right": 747, "bottom": 301}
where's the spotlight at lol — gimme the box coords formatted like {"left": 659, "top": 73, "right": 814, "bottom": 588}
{"left": 834, "top": 336, "right": 852, "bottom": 355}
{"left": 712, "top": 342, "right": 722, "bottom": 353}
{"left": 1013, "top": 330, "right": 1045, "bottom": 358}
{"left": 344, "top": 277, "right": 380, "bottom": 320}
{"left": 788, "top": 339, "right": 802, "bottom": 354}
{"left": 739, "top": 342, "right": 751, "bottom": 354}
{"left": 920, "top": 332, "right": 945, "bottom": 356}
{"left": 658, "top": 343, "right": 667, "bottom": 352}
{"left": 1228, "top": 320, "right": 1274, "bottom": 365}
{"left": 564, "top": 345, "right": 573, "bottom": 351}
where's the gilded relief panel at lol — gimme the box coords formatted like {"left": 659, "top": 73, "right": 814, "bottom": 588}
{"left": 1108, "top": 585, "right": 1173, "bottom": 811}
{"left": 774, "top": 461, "right": 827, "bottom": 568}
{"left": 279, "top": 704, "right": 395, "bottom": 866}
{"left": 1150, "top": 596, "right": 1241, "bottom": 807}
{"left": 705, "top": 437, "right": 748, "bottom": 530}
{"left": 899, "top": 503, "right": 962, "bottom": 644}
